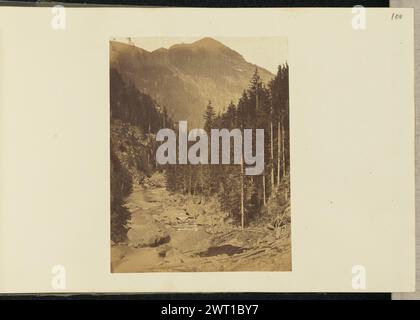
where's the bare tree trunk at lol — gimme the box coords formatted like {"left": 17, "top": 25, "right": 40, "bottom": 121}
{"left": 262, "top": 174, "right": 266, "bottom": 206}
{"left": 277, "top": 121, "right": 281, "bottom": 186}
{"left": 189, "top": 170, "right": 192, "bottom": 195}
{"left": 270, "top": 121, "right": 275, "bottom": 191}
{"left": 241, "top": 155, "right": 245, "bottom": 229}
{"left": 147, "top": 122, "right": 151, "bottom": 168}
{"left": 282, "top": 121, "right": 286, "bottom": 177}
{"left": 154, "top": 144, "right": 157, "bottom": 169}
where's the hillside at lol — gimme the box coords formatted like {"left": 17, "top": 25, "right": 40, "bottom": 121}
{"left": 110, "top": 37, "right": 274, "bottom": 124}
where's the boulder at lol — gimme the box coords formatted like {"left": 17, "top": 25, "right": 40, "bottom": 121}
{"left": 127, "top": 225, "right": 170, "bottom": 248}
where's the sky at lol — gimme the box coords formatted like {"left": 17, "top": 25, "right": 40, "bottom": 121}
{"left": 113, "top": 37, "right": 288, "bottom": 74}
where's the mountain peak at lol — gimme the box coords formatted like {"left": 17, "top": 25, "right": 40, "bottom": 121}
{"left": 192, "top": 37, "right": 225, "bottom": 49}
{"left": 169, "top": 37, "right": 227, "bottom": 51}
{"left": 110, "top": 38, "right": 275, "bottom": 124}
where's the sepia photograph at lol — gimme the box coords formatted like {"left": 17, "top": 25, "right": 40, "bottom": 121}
{"left": 109, "top": 36, "right": 291, "bottom": 272}
{"left": 0, "top": 5, "right": 415, "bottom": 297}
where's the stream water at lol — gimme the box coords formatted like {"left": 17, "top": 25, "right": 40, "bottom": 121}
{"left": 111, "top": 177, "right": 292, "bottom": 272}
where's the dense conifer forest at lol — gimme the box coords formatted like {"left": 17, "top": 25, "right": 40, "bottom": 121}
{"left": 110, "top": 64, "right": 290, "bottom": 242}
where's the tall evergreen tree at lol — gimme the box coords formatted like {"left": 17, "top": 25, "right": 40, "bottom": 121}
{"left": 203, "top": 100, "right": 216, "bottom": 133}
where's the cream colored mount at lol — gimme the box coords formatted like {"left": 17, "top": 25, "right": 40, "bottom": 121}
{"left": 391, "top": 0, "right": 420, "bottom": 301}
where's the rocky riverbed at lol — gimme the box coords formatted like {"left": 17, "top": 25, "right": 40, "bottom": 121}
{"left": 111, "top": 173, "right": 291, "bottom": 272}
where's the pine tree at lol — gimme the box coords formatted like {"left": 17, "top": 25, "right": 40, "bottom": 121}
{"left": 203, "top": 100, "right": 216, "bottom": 133}
{"left": 157, "top": 63, "right": 290, "bottom": 228}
